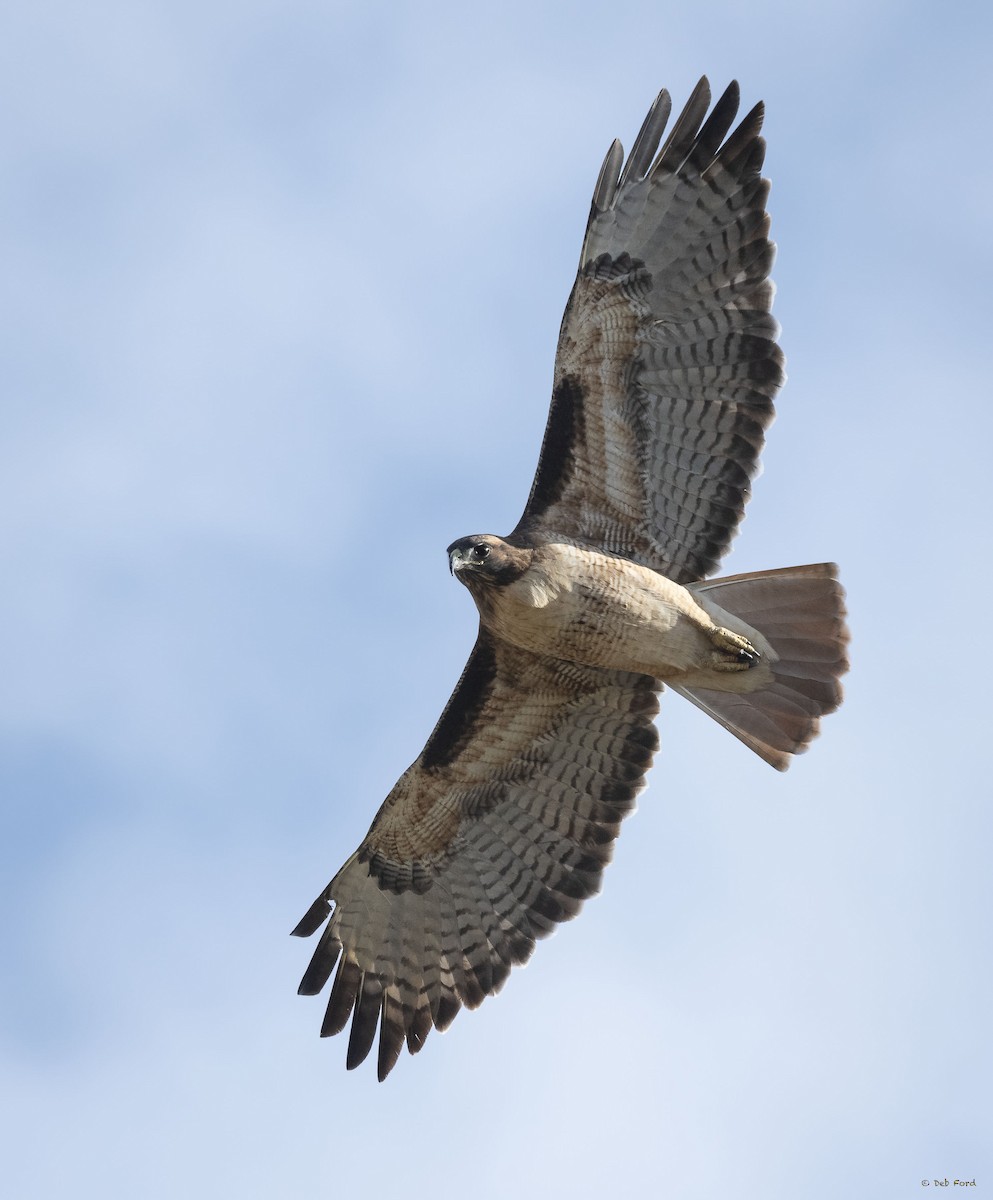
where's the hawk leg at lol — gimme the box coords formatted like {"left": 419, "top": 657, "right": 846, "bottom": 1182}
{"left": 707, "top": 625, "right": 760, "bottom": 671}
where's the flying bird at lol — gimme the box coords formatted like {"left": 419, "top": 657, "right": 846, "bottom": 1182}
{"left": 294, "top": 78, "right": 849, "bottom": 1080}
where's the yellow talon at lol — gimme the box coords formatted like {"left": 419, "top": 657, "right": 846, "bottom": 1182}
{"left": 708, "top": 626, "right": 760, "bottom": 671}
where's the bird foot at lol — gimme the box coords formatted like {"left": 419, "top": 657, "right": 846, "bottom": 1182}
{"left": 708, "top": 626, "right": 760, "bottom": 671}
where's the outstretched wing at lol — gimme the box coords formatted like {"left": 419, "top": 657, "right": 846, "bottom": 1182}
{"left": 512, "top": 78, "right": 783, "bottom": 584}
{"left": 293, "top": 631, "right": 659, "bottom": 1080}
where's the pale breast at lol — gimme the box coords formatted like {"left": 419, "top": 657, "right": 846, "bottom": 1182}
{"left": 484, "top": 543, "right": 716, "bottom": 677}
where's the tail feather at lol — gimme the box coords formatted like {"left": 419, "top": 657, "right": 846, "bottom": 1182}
{"left": 676, "top": 563, "right": 849, "bottom": 771}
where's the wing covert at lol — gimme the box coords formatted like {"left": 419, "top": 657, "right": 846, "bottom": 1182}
{"left": 512, "top": 78, "right": 784, "bottom": 583}
{"left": 294, "top": 631, "right": 659, "bottom": 1079}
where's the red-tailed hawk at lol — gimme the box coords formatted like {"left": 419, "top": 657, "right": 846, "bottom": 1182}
{"left": 294, "top": 78, "right": 849, "bottom": 1079}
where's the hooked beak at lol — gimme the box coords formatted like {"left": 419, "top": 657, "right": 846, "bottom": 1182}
{"left": 448, "top": 546, "right": 466, "bottom": 576}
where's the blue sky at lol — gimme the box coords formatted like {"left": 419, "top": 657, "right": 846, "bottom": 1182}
{"left": 2, "top": 1, "right": 991, "bottom": 1196}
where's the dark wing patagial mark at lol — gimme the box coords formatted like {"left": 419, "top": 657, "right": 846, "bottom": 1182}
{"left": 511, "top": 375, "right": 586, "bottom": 536}
{"left": 421, "top": 635, "right": 498, "bottom": 770}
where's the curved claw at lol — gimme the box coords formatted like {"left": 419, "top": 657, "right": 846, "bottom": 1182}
{"left": 708, "top": 626, "right": 760, "bottom": 671}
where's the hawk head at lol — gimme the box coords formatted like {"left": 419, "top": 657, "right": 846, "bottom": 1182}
{"left": 447, "top": 535, "right": 532, "bottom": 589}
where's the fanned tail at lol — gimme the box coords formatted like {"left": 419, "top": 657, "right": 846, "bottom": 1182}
{"left": 675, "top": 564, "right": 849, "bottom": 770}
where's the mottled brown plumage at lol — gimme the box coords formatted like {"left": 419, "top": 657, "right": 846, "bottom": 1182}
{"left": 294, "top": 78, "right": 849, "bottom": 1079}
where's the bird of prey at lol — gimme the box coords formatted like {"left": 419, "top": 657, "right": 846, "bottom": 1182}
{"left": 294, "top": 78, "right": 849, "bottom": 1080}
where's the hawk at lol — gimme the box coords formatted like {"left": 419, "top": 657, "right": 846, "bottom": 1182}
{"left": 294, "top": 78, "right": 849, "bottom": 1080}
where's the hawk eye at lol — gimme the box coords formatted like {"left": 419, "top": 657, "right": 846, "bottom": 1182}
{"left": 473, "top": 544, "right": 490, "bottom": 561}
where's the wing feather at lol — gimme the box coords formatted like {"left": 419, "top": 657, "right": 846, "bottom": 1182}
{"left": 513, "top": 78, "right": 784, "bottom": 583}
{"left": 618, "top": 89, "right": 672, "bottom": 188}
{"left": 652, "top": 75, "right": 712, "bottom": 175}
{"left": 294, "top": 630, "right": 659, "bottom": 1078}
